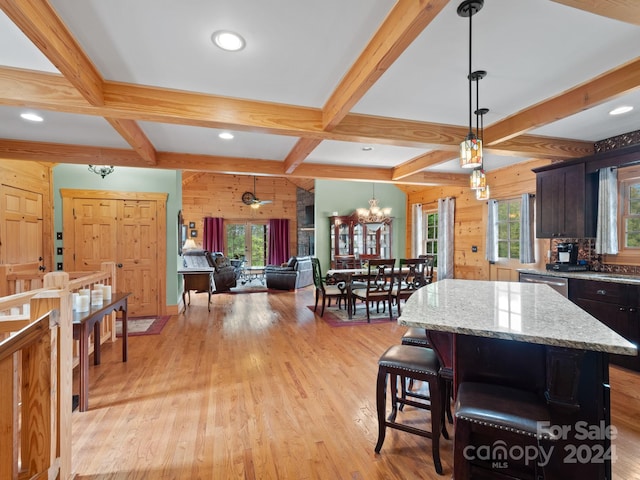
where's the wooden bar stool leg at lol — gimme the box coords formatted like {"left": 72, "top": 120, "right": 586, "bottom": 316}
{"left": 374, "top": 367, "right": 388, "bottom": 453}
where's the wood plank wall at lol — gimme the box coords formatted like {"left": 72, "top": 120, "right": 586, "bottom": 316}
{"left": 0, "top": 160, "right": 53, "bottom": 271}
{"left": 404, "top": 158, "right": 552, "bottom": 280}
{"left": 181, "top": 173, "right": 299, "bottom": 257}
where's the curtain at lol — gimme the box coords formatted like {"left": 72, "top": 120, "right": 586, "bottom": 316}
{"left": 203, "top": 217, "right": 224, "bottom": 253}
{"left": 596, "top": 167, "right": 618, "bottom": 255}
{"left": 267, "top": 218, "right": 290, "bottom": 265}
{"left": 519, "top": 194, "right": 535, "bottom": 263}
{"left": 437, "top": 197, "right": 455, "bottom": 279}
{"left": 486, "top": 200, "right": 498, "bottom": 262}
{"left": 411, "top": 203, "right": 423, "bottom": 258}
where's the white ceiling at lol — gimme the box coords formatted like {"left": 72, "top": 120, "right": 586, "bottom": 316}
{"left": 0, "top": 0, "right": 639, "bottom": 183}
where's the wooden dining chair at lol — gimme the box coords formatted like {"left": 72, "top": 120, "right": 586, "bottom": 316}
{"left": 419, "top": 254, "right": 435, "bottom": 284}
{"left": 351, "top": 258, "right": 395, "bottom": 322}
{"left": 391, "top": 257, "right": 427, "bottom": 316}
{"left": 311, "top": 258, "right": 347, "bottom": 317}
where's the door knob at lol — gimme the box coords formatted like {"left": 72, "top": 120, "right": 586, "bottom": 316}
{"left": 38, "top": 265, "right": 46, "bottom": 271}
{"left": 117, "top": 263, "right": 123, "bottom": 268}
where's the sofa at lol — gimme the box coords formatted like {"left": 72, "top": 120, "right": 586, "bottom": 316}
{"left": 265, "top": 256, "right": 314, "bottom": 290}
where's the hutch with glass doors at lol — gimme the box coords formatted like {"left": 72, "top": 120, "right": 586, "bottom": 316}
{"left": 329, "top": 213, "right": 392, "bottom": 269}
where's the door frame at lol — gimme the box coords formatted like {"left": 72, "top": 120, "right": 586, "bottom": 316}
{"left": 225, "top": 220, "right": 268, "bottom": 266}
{"left": 61, "top": 189, "right": 168, "bottom": 315}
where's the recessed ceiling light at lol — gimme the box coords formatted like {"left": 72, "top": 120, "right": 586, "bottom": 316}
{"left": 20, "top": 112, "right": 43, "bottom": 122}
{"left": 219, "top": 132, "right": 234, "bottom": 140}
{"left": 212, "top": 31, "right": 246, "bottom": 52}
{"left": 609, "top": 106, "right": 633, "bottom": 115}
{"left": 362, "top": 146, "right": 374, "bottom": 151}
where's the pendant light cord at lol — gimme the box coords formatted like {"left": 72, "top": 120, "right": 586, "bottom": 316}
{"left": 468, "top": 8, "right": 473, "bottom": 137}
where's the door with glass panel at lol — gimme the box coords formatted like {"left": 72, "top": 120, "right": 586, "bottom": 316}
{"left": 226, "top": 222, "right": 268, "bottom": 266}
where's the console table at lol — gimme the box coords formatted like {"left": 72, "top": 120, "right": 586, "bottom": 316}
{"left": 72, "top": 292, "right": 131, "bottom": 412}
{"left": 179, "top": 270, "right": 212, "bottom": 311}
{"left": 399, "top": 279, "right": 637, "bottom": 479}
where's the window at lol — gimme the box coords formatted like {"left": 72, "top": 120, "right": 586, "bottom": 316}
{"left": 422, "top": 211, "right": 438, "bottom": 267}
{"left": 497, "top": 198, "right": 521, "bottom": 259}
{"left": 619, "top": 172, "right": 640, "bottom": 250}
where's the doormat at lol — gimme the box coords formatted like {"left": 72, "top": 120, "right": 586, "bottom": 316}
{"left": 306, "top": 305, "right": 396, "bottom": 327}
{"left": 115, "top": 315, "right": 170, "bottom": 337}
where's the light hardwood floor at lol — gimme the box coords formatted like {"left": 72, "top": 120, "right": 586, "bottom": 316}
{"left": 71, "top": 287, "right": 640, "bottom": 479}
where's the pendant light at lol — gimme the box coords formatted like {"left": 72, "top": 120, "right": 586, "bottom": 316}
{"left": 469, "top": 71, "right": 487, "bottom": 189}
{"left": 474, "top": 107, "right": 490, "bottom": 200}
{"left": 458, "top": 0, "right": 484, "bottom": 169}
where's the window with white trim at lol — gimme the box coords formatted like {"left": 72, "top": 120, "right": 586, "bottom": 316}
{"left": 497, "top": 198, "right": 521, "bottom": 260}
{"left": 422, "top": 211, "right": 438, "bottom": 267}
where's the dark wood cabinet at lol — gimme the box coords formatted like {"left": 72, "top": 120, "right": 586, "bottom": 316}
{"left": 569, "top": 278, "right": 639, "bottom": 371}
{"left": 329, "top": 213, "right": 392, "bottom": 269}
{"left": 534, "top": 162, "right": 597, "bottom": 238}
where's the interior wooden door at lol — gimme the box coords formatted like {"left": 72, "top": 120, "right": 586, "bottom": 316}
{"left": 118, "top": 200, "right": 158, "bottom": 316}
{"left": 1, "top": 185, "right": 43, "bottom": 264}
{"left": 63, "top": 190, "right": 167, "bottom": 317}
{"left": 71, "top": 198, "right": 118, "bottom": 271}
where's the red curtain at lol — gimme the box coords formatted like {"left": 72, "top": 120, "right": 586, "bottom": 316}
{"left": 203, "top": 217, "right": 224, "bottom": 253}
{"left": 267, "top": 219, "right": 290, "bottom": 265}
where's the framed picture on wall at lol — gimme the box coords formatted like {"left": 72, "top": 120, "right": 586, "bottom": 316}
{"left": 189, "top": 221, "right": 196, "bottom": 228}
{"left": 190, "top": 229, "right": 198, "bottom": 238}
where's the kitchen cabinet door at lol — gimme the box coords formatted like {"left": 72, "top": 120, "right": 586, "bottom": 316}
{"left": 534, "top": 163, "right": 596, "bottom": 238}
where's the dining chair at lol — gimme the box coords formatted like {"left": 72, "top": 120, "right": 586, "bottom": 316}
{"left": 351, "top": 258, "right": 395, "bottom": 322}
{"left": 419, "top": 254, "right": 435, "bottom": 284}
{"left": 311, "top": 258, "right": 347, "bottom": 317}
{"left": 391, "top": 257, "right": 427, "bottom": 316}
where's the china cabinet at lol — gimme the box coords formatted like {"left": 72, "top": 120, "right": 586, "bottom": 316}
{"left": 329, "top": 213, "right": 392, "bottom": 268}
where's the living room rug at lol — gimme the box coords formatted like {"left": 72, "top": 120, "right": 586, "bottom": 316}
{"left": 115, "top": 315, "right": 170, "bottom": 337}
{"left": 306, "top": 305, "right": 396, "bottom": 327}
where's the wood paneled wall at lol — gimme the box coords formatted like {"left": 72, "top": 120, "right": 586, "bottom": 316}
{"left": 0, "top": 160, "right": 53, "bottom": 270}
{"left": 181, "top": 173, "right": 299, "bottom": 257}
{"left": 405, "top": 158, "right": 552, "bottom": 280}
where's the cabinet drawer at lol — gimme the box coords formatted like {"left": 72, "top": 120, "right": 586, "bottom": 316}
{"left": 570, "top": 279, "right": 628, "bottom": 304}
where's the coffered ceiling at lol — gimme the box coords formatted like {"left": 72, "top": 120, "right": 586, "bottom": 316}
{"left": 0, "top": 0, "right": 639, "bottom": 188}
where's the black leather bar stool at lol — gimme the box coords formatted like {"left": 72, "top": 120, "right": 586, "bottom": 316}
{"left": 454, "top": 382, "right": 557, "bottom": 480}
{"left": 375, "top": 344, "right": 448, "bottom": 475}
{"left": 400, "top": 329, "right": 454, "bottom": 425}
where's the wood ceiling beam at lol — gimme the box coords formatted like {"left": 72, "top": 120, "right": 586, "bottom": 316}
{"left": 485, "top": 57, "right": 640, "bottom": 145}
{"left": 283, "top": 138, "right": 322, "bottom": 174}
{"left": 322, "top": 0, "right": 449, "bottom": 130}
{"left": 551, "top": 0, "right": 640, "bottom": 26}
{"left": 395, "top": 171, "right": 470, "bottom": 186}
{"left": 0, "top": 0, "right": 104, "bottom": 105}
{"left": 392, "top": 150, "right": 457, "bottom": 180}
{"left": 106, "top": 118, "right": 157, "bottom": 165}
{"left": 0, "top": 139, "right": 146, "bottom": 166}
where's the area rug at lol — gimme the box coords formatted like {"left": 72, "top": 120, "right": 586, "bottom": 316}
{"left": 306, "top": 305, "right": 396, "bottom": 327}
{"left": 115, "top": 315, "right": 170, "bottom": 337}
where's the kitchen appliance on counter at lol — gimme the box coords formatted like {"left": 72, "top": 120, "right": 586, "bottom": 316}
{"left": 546, "top": 242, "right": 588, "bottom": 272}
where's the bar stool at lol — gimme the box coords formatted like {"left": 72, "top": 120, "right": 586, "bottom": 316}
{"left": 400, "top": 329, "right": 454, "bottom": 425}
{"left": 375, "top": 344, "right": 448, "bottom": 475}
{"left": 454, "top": 382, "right": 557, "bottom": 480}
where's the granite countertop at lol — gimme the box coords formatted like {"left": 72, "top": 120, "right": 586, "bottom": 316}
{"left": 517, "top": 268, "right": 640, "bottom": 285}
{"left": 399, "top": 279, "right": 637, "bottom": 355}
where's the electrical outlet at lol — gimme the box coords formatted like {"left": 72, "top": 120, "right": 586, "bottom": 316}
{"left": 471, "top": 245, "right": 478, "bottom": 253}
{"left": 57, "top": 262, "right": 63, "bottom": 271}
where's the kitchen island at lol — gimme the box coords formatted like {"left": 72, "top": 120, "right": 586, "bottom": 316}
{"left": 399, "top": 279, "right": 637, "bottom": 479}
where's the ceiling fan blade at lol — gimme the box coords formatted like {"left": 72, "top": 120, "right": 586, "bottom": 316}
{"left": 259, "top": 199, "right": 273, "bottom": 205}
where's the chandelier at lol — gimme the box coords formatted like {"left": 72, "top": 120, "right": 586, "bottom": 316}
{"left": 357, "top": 183, "right": 392, "bottom": 232}
{"left": 88, "top": 165, "right": 115, "bottom": 178}
{"left": 458, "top": 0, "right": 484, "bottom": 169}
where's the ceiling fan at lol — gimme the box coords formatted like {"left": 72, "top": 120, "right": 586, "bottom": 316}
{"left": 241, "top": 177, "right": 273, "bottom": 207}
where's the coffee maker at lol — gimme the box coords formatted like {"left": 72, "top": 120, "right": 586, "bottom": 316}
{"left": 547, "top": 242, "right": 586, "bottom": 271}
{"left": 557, "top": 242, "right": 578, "bottom": 264}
